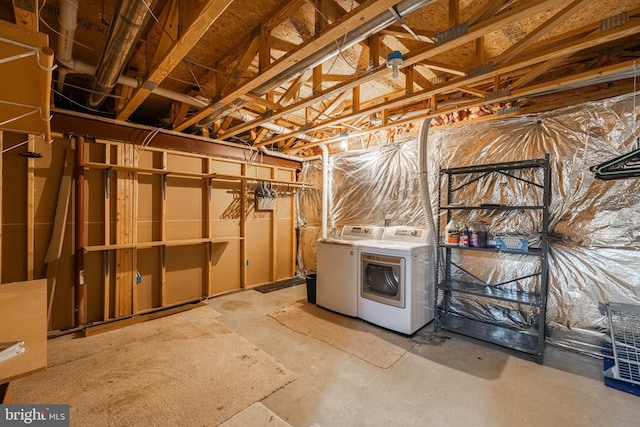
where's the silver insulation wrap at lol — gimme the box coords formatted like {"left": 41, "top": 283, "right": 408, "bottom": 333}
{"left": 297, "top": 94, "right": 640, "bottom": 355}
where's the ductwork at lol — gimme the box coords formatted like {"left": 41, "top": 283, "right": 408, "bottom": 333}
{"left": 250, "top": 0, "right": 436, "bottom": 96}
{"left": 88, "top": 0, "right": 156, "bottom": 109}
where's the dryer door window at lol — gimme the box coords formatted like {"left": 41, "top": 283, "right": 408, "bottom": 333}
{"left": 361, "top": 253, "right": 405, "bottom": 308}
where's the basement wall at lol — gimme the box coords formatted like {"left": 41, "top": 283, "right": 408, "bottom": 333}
{"left": 1, "top": 133, "right": 298, "bottom": 331}
{"left": 298, "top": 93, "right": 640, "bottom": 356}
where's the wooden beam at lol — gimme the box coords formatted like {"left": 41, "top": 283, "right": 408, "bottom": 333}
{"left": 116, "top": 0, "right": 233, "bottom": 120}
{"left": 277, "top": 69, "right": 313, "bottom": 105}
{"left": 369, "top": 34, "right": 380, "bottom": 68}
{"left": 380, "top": 25, "right": 435, "bottom": 43}
{"left": 467, "top": 0, "right": 510, "bottom": 26}
{"left": 26, "top": 135, "right": 35, "bottom": 280}
{"left": 173, "top": 0, "right": 406, "bottom": 131}
{"left": 449, "top": 0, "right": 459, "bottom": 27}
{"left": 313, "top": 65, "right": 323, "bottom": 97}
{"left": 12, "top": 0, "right": 38, "bottom": 31}
{"left": 0, "top": 132, "right": 2, "bottom": 282}
{"left": 421, "top": 60, "right": 466, "bottom": 76}
{"left": 315, "top": 90, "right": 350, "bottom": 120}
{"left": 221, "top": 36, "right": 261, "bottom": 96}
{"left": 263, "top": 0, "right": 307, "bottom": 32}
{"left": 352, "top": 86, "right": 360, "bottom": 113}
{"left": 509, "top": 55, "right": 570, "bottom": 91}
{"left": 494, "top": 0, "right": 591, "bottom": 66}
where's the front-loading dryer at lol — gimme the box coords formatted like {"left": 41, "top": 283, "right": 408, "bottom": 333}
{"left": 357, "top": 226, "right": 435, "bottom": 334}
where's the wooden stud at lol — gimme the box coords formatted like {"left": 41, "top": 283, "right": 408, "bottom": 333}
{"left": 240, "top": 164, "right": 247, "bottom": 289}
{"left": 26, "top": 135, "right": 35, "bottom": 280}
{"left": 352, "top": 86, "right": 360, "bottom": 113}
{"left": 103, "top": 145, "right": 111, "bottom": 320}
{"left": 270, "top": 167, "right": 277, "bottom": 283}
{"left": 0, "top": 132, "right": 2, "bottom": 282}
{"left": 204, "top": 158, "right": 213, "bottom": 297}
{"left": 449, "top": 0, "right": 459, "bottom": 27}
{"left": 313, "top": 65, "right": 323, "bottom": 97}
{"left": 405, "top": 66, "right": 414, "bottom": 96}
{"left": 160, "top": 152, "right": 167, "bottom": 306}
{"left": 369, "top": 34, "right": 380, "bottom": 68}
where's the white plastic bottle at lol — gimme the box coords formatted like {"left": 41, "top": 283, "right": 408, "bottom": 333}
{"left": 445, "top": 218, "right": 460, "bottom": 246}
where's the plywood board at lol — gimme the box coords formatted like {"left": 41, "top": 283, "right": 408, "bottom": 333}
{"left": 245, "top": 219, "right": 272, "bottom": 286}
{"left": 165, "top": 245, "right": 204, "bottom": 304}
{"left": 210, "top": 240, "right": 241, "bottom": 295}
{"left": 84, "top": 251, "right": 104, "bottom": 324}
{"left": 136, "top": 174, "right": 161, "bottom": 243}
{"left": 136, "top": 247, "right": 161, "bottom": 311}
{"left": 0, "top": 279, "right": 46, "bottom": 383}
{"left": 165, "top": 176, "right": 203, "bottom": 240}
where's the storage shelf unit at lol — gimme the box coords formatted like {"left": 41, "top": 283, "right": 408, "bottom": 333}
{"left": 435, "top": 156, "right": 551, "bottom": 363}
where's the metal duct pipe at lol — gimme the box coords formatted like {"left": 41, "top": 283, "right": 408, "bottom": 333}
{"left": 250, "top": 0, "right": 435, "bottom": 96}
{"left": 89, "top": 0, "right": 156, "bottom": 109}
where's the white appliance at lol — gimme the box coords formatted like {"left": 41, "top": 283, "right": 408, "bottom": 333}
{"left": 316, "top": 225, "right": 384, "bottom": 316}
{"left": 357, "top": 226, "right": 435, "bottom": 334}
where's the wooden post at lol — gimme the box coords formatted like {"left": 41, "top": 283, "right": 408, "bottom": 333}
{"left": 26, "top": 135, "right": 35, "bottom": 280}
{"left": 0, "top": 132, "right": 2, "bottom": 283}
{"left": 74, "top": 135, "right": 86, "bottom": 327}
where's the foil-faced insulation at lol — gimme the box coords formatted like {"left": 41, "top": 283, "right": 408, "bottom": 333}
{"left": 297, "top": 93, "right": 640, "bottom": 356}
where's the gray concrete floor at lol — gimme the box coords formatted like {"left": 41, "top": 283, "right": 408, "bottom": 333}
{"left": 208, "top": 284, "right": 639, "bottom": 427}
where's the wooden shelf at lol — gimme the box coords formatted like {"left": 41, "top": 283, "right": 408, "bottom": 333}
{"left": 84, "top": 162, "right": 309, "bottom": 186}
{"left": 84, "top": 237, "right": 242, "bottom": 253}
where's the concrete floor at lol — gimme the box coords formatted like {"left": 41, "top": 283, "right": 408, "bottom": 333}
{"left": 207, "top": 284, "right": 640, "bottom": 427}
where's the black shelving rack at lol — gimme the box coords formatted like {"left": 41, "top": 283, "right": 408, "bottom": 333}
{"left": 434, "top": 155, "right": 551, "bottom": 363}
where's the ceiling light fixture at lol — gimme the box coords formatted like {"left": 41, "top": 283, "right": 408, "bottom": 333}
{"left": 387, "top": 51, "right": 404, "bottom": 79}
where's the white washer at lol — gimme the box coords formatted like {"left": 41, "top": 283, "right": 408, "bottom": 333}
{"left": 357, "top": 226, "right": 435, "bottom": 334}
{"left": 316, "top": 225, "right": 383, "bottom": 316}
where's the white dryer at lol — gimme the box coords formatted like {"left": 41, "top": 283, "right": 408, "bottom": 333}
{"left": 316, "top": 225, "right": 383, "bottom": 316}
{"left": 357, "top": 226, "right": 435, "bottom": 334}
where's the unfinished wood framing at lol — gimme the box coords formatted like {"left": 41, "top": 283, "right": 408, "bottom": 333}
{"left": 0, "top": 130, "right": 299, "bottom": 332}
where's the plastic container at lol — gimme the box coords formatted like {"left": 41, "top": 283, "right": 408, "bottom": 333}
{"left": 469, "top": 222, "right": 488, "bottom": 248}
{"left": 445, "top": 218, "right": 460, "bottom": 246}
{"left": 305, "top": 274, "right": 317, "bottom": 303}
{"left": 459, "top": 222, "right": 469, "bottom": 247}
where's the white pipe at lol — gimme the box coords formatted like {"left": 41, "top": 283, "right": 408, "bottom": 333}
{"left": 258, "top": 146, "right": 316, "bottom": 163}
{"left": 57, "top": 0, "right": 79, "bottom": 91}
{"left": 320, "top": 144, "right": 329, "bottom": 238}
{"left": 57, "top": 0, "right": 78, "bottom": 63}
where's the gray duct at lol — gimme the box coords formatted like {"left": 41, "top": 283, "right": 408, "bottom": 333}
{"left": 89, "top": 0, "right": 156, "bottom": 109}
{"left": 250, "top": 0, "right": 436, "bottom": 96}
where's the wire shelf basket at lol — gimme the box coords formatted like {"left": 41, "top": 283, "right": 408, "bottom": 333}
{"left": 603, "top": 302, "right": 640, "bottom": 386}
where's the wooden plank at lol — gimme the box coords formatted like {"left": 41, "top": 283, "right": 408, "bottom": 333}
{"left": 204, "top": 159, "right": 213, "bottom": 297}
{"left": 26, "top": 135, "right": 35, "bottom": 280}
{"left": 160, "top": 152, "right": 167, "bottom": 306}
{"left": 0, "top": 279, "right": 47, "bottom": 383}
{"left": 45, "top": 148, "right": 73, "bottom": 327}
{"left": 12, "top": 0, "right": 38, "bottom": 31}
{"left": 221, "top": 36, "right": 260, "bottom": 97}
{"left": 271, "top": 167, "right": 277, "bottom": 283}
{"left": 449, "top": 0, "right": 459, "bottom": 27}
{"left": 132, "top": 146, "right": 139, "bottom": 314}
{"left": 240, "top": 165, "right": 247, "bottom": 289}
{"left": 352, "top": 86, "right": 360, "bottom": 113}
{"left": 0, "top": 132, "right": 2, "bottom": 283}
{"left": 103, "top": 145, "right": 111, "bottom": 320}
{"left": 116, "top": 0, "right": 234, "bottom": 120}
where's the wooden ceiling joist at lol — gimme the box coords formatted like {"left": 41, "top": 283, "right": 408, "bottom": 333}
{"left": 257, "top": 16, "right": 640, "bottom": 147}
{"left": 173, "top": 0, "right": 406, "bottom": 131}
{"left": 115, "top": 0, "right": 233, "bottom": 121}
